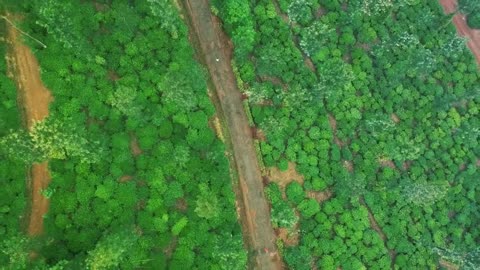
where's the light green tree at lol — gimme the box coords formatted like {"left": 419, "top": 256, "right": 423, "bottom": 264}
{"left": 195, "top": 183, "right": 219, "bottom": 219}
{"left": 85, "top": 231, "right": 137, "bottom": 270}
{"left": 212, "top": 233, "right": 247, "bottom": 270}
{"left": 0, "top": 118, "right": 101, "bottom": 163}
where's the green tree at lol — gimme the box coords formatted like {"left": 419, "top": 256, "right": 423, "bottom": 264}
{"left": 85, "top": 231, "right": 138, "bottom": 270}
{"left": 1, "top": 234, "right": 29, "bottom": 269}
{"left": 0, "top": 118, "right": 101, "bottom": 163}
{"left": 401, "top": 181, "right": 448, "bottom": 206}
{"left": 286, "top": 181, "right": 304, "bottom": 205}
{"left": 147, "top": 0, "right": 181, "bottom": 38}
{"left": 212, "top": 233, "right": 247, "bottom": 270}
{"left": 271, "top": 201, "right": 298, "bottom": 229}
{"left": 195, "top": 183, "right": 219, "bottom": 219}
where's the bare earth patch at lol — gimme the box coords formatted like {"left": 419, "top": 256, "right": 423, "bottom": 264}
{"left": 208, "top": 114, "right": 225, "bottom": 142}
{"left": 276, "top": 227, "right": 299, "bottom": 247}
{"left": 328, "top": 114, "right": 345, "bottom": 147}
{"left": 267, "top": 162, "right": 304, "bottom": 190}
{"left": 6, "top": 13, "right": 53, "bottom": 236}
{"left": 118, "top": 175, "right": 133, "bottom": 183}
{"left": 129, "top": 134, "right": 143, "bottom": 157}
{"left": 306, "top": 189, "right": 333, "bottom": 203}
{"left": 391, "top": 113, "right": 400, "bottom": 123}
{"left": 342, "top": 160, "right": 354, "bottom": 172}
{"left": 378, "top": 157, "right": 397, "bottom": 170}
{"left": 439, "top": 259, "right": 460, "bottom": 270}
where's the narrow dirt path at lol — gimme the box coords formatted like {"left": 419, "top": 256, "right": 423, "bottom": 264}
{"left": 180, "top": 1, "right": 283, "bottom": 269}
{"left": 359, "top": 196, "right": 396, "bottom": 269}
{"left": 5, "top": 14, "right": 52, "bottom": 236}
{"left": 439, "top": 0, "right": 480, "bottom": 64}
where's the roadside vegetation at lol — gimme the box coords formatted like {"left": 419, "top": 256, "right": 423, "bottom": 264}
{"left": 213, "top": 0, "right": 480, "bottom": 269}
{"left": 0, "top": 1, "right": 246, "bottom": 269}
{"left": 0, "top": 16, "right": 27, "bottom": 265}
{"left": 459, "top": 0, "right": 480, "bottom": 29}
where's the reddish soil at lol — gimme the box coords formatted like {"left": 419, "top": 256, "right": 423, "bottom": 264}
{"left": 118, "top": 175, "right": 133, "bottom": 183}
{"left": 5, "top": 14, "right": 52, "bottom": 236}
{"left": 306, "top": 189, "right": 333, "bottom": 203}
{"left": 129, "top": 134, "right": 143, "bottom": 157}
{"left": 439, "top": 259, "right": 460, "bottom": 270}
{"left": 267, "top": 162, "right": 304, "bottom": 191}
{"left": 342, "top": 160, "right": 354, "bottom": 172}
{"left": 276, "top": 226, "right": 299, "bottom": 246}
{"left": 181, "top": 1, "right": 283, "bottom": 268}
{"left": 378, "top": 157, "right": 397, "bottom": 170}
{"left": 328, "top": 114, "right": 345, "bottom": 147}
{"left": 390, "top": 113, "right": 400, "bottom": 123}
{"left": 439, "top": 0, "right": 480, "bottom": 64}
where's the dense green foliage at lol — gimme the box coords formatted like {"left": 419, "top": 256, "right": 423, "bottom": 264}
{"left": 459, "top": 0, "right": 480, "bottom": 29}
{"left": 214, "top": 0, "right": 480, "bottom": 268}
{"left": 0, "top": 19, "right": 27, "bottom": 267}
{"left": 1, "top": 0, "right": 246, "bottom": 269}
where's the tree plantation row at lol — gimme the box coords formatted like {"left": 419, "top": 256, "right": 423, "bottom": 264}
{"left": 1, "top": 1, "right": 246, "bottom": 269}
{"left": 213, "top": 0, "right": 480, "bottom": 269}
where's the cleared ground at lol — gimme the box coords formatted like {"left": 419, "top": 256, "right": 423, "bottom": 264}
{"left": 5, "top": 14, "right": 52, "bottom": 236}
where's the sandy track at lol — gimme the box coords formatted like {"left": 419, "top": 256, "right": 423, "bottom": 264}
{"left": 180, "top": 1, "right": 283, "bottom": 269}
{"left": 439, "top": 0, "right": 480, "bottom": 64}
{"left": 5, "top": 14, "right": 52, "bottom": 236}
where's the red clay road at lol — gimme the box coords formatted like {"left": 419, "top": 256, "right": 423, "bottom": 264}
{"left": 439, "top": 0, "right": 480, "bottom": 64}
{"left": 181, "top": 0, "right": 283, "bottom": 269}
{"left": 5, "top": 13, "right": 53, "bottom": 236}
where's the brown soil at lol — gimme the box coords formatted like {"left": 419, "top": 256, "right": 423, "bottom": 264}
{"left": 276, "top": 227, "right": 299, "bottom": 246}
{"left": 306, "top": 189, "right": 333, "bottom": 203}
{"left": 129, "top": 134, "right": 143, "bottom": 157}
{"left": 378, "top": 157, "right": 397, "bottom": 170}
{"left": 208, "top": 114, "right": 225, "bottom": 142}
{"left": 359, "top": 196, "right": 396, "bottom": 267}
{"left": 439, "top": 258, "right": 460, "bottom": 270}
{"left": 258, "top": 75, "right": 288, "bottom": 90}
{"left": 342, "top": 160, "right": 354, "bottom": 172}
{"left": 5, "top": 14, "right": 52, "bottom": 236}
{"left": 181, "top": 1, "right": 283, "bottom": 268}
{"left": 390, "top": 113, "right": 400, "bottom": 123}
{"left": 328, "top": 114, "right": 345, "bottom": 147}
{"left": 175, "top": 198, "right": 188, "bottom": 212}
{"left": 267, "top": 162, "right": 305, "bottom": 190}
{"left": 118, "top": 175, "right": 133, "bottom": 183}
{"left": 107, "top": 70, "right": 120, "bottom": 81}
{"left": 439, "top": 0, "right": 480, "bottom": 64}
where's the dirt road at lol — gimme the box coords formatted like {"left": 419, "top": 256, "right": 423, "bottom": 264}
{"left": 5, "top": 14, "right": 52, "bottom": 236}
{"left": 439, "top": 0, "right": 480, "bottom": 64}
{"left": 180, "top": 1, "right": 283, "bottom": 269}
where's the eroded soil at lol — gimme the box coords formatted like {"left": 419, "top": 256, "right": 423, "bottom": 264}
{"left": 5, "top": 13, "right": 52, "bottom": 236}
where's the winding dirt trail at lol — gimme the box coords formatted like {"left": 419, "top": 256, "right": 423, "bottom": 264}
{"left": 180, "top": 1, "right": 283, "bottom": 269}
{"left": 439, "top": 0, "right": 480, "bottom": 64}
{"left": 5, "top": 14, "right": 52, "bottom": 236}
